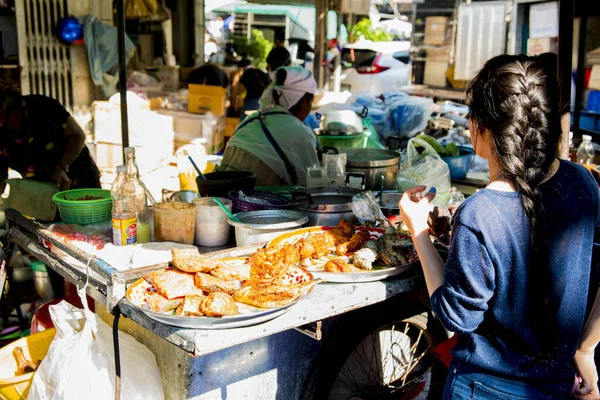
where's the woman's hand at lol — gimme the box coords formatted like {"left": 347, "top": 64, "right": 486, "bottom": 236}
{"left": 574, "top": 350, "right": 600, "bottom": 399}
{"left": 54, "top": 166, "right": 72, "bottom": 191}
{"left": 399, "top": 186, "right": 436, "bottom": 236}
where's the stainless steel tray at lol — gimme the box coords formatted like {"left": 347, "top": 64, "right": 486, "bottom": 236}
{"left": 135, "top": 302, "right": 295, "bottom": 329}
{"left": 312, "top": 262, "right": 417, "bottom": 283}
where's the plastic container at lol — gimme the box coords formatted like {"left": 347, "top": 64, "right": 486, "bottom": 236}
{"left": 196, "top": 171, "right": 256, "bottom": 198}
{"left": 228, "top": 210, "right": 308, "bottom": 246}
{"left": 577, "top": 134, "right": 596, "bottom": 170}
{"left": 111, "top": 166, "right": 138, "bottom": 246}
{"left": 228, "top": 190, "right": 292, "bottom": 212}
{"left": 52, "top": 189, "right": 112, "bottom": 225}
{"left": 153, "top": 202, "right": 196, "bottom": 244}
{"left": 124, "top": 147, "right": 151, "bottom": 243}
{"left": 441, "top": 146, "right": 476, "bottom": 180}
{"left": 193, "top": 197, "right": 232, "bottom": 247}
{"left": 0, "top": 328, "right": 56, "bottom": 400}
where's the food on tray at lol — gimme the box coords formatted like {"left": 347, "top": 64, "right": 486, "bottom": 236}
{"left": 233, "top": 281, "right": 317, "bottom": 309}
{"left": 194, "top": 273, "right": 239, "bottom": 295}
{"left": 14, "top": 347, "right": 40, "bottom": 375}
{"left": 324, "top": 259, "right": 359, "bottom": 273}
{"left": 376, "top": 229, "right": 413, "bottom": 268}
{"left": 335, "top": 231, "right": 370, "bottom": 256}
{"left": 145, "top": 268, "right": 205, "bottom": 299}
{"left": 247, "top": 244, "right": 301, "bottom": 284}
{"left": 76, "top": 195, "right": 104, "bottom": 201}
{"left": 201, "top": 293, "right": 239, "bottom": 317}
{"left": 210, "top": 263, "right": 251, "bottom": 282}
{"left": 171, "top": 248, "right": 218, "bottom": 273}
{"left": 352, "top": 241, "right": 379, "bottom": 270}
{"left": 175, "top": 295, "right": 206, "bottom": 317}
{"left": 275, "top": 266, "right": 314, "bottom": 285}
{"left": 145, "top": 288, "right": 183, "bottom": 312}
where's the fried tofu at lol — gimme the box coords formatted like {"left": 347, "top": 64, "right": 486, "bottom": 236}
{"left": 171, "top": 248, "right": 217, "bottom": 273}
{"left": 209, "top": 262, "right": 250, "bottom": 282}
{"left": 175, "top": 295, "right": 205, "bottom": 316}
{"left": 194, "top": 273, "right": 239, "bottom": 295}
{"left": 144, "top": 289, "right": 183, "bottom": 313}
{"left": 200, "top": 292, "right": 239, "bottom": 317}
{"left": 145, "top": 268, "right": 205, "bottom": 299}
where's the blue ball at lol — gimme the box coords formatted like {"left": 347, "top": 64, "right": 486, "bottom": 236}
{"left": 56, "top": 17, "right": 83, "bottom": 45}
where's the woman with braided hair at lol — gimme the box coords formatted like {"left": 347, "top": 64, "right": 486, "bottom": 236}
{"left": 400, "top": 54, "right": 600, "bottom": 399}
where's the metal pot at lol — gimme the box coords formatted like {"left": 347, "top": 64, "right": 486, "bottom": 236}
{"left": 228, "top": 210, "right": 308, "bottom": 246}
{"left": 292, "top": 187, "right": 361, "bottom": 226}
{"left": 341, "top": 148, "right": 400, "bottom": 190}
{"left": 318, "top": 108, "right": 367, "bottom": 135}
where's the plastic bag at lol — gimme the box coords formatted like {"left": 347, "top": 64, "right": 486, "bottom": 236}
{"left": 323, "top": 153, "right": 346, "bottom": 178}
{"left": 28, "top": 287, "right": 164, "bottom": 400}
{"left": 352, "top": 191, "right": 386, "bottom": 226}
{"left": 387, "top": 95, "right": 434, "bottom": 138}
{"left": 396, "top": 137, "right": 451, "bottom": 195}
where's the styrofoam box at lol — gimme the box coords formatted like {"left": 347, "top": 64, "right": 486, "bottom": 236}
{"left": 92, "top": 101, "right": 175, "bottom": 146}
{"left": 158, "top": 110, "right": 225, "bottom": 154}
{"left": 94, "top": 141, "right": 173, "bottom": 174}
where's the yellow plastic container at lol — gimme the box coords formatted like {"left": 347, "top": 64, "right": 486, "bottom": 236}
{"left": 0, "top": 328, "right": 56, "bottom": 400}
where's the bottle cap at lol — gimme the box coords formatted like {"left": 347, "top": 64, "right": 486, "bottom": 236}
{"left": 116, "top": 165, "right": 127, "bottom": 173}
{"left": 124, "top": 147, "right": 135, "bottom": 154}
{"left": 583, "top": 135, "right": 592, "bottom": 141}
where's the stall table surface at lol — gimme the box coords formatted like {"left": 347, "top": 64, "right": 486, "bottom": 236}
{"left": 4, "top": 209, "right": 424, "bottom": 357}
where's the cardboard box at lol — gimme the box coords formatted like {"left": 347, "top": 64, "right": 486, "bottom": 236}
{"left": 527, "top": 37, "right": 558, "bottom": 56}
{"left": 424, "top": 60, "right": 448, "bottom": 87}
{"left": 529, "top": 1, "right": 559, "bottom": 39}
{"left": 188, "top": 84, "right": 227, "bottom": 116}
{"left": 225, "top": 117, "right": 239, "bottom": 138}
{"left": 426, "top": 46, "right": 450, "bottom": 61}
{"left": 589, "top": 65, "right": 600, "bottom": 91}
{"left": 424, "top": 16, "right": 449, "bottom": 46}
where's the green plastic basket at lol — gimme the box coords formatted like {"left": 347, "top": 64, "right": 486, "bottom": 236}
{"left": 52, "top": 189, "right": 113, "bottom": 225}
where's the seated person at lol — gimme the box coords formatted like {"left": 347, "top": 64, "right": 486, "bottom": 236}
{"left": 219, "top": 66, "right": 319, "bottom": 186}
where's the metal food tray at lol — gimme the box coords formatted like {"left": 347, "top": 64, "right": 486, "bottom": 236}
{"left": 311, "top": 262, "right": 418, "bottom": 283}
{"left": 3, "top": 209, "right": 264, "bottom": 310}
{"left": 132, "top": 301, "right": 297, "bottom": 330}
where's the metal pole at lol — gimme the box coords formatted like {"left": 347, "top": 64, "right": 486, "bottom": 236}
{"left": 573, "top": 14, "right": 587, "bottom": 137}
{"left": 557, "top": 0, "right": 574, "bottom": 158}
{"left": 116, "top": 0, "right": 129, "bottom": 158}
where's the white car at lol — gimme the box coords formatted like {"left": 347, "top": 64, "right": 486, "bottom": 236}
{"left": 339, "top": 41, "right": 411, "bottom": 95}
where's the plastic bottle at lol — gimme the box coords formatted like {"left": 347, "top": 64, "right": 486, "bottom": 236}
{"left": 124, "top": 147, "right": 151, "bottom": 243}
{"left": 568, "top": 131, "right": 576, "bottom": 162}
{"left": 111, "top": 165, "right": 137, "bottom": 246}
{"left": 576, "top": 134, "right": 596, "bottom": 171}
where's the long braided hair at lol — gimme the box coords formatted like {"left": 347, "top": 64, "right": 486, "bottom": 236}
{"left": 466, "top": 55, "right": 562, "bottom": 348}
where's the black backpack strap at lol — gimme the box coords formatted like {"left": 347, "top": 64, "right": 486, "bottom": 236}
{"left": 256, "top": 113, "right": 298, "bottom": 185}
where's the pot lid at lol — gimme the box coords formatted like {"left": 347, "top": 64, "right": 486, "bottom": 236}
{"left": 293, "top": 187, "right": 360, "bottom": 213}
{"left": 341, "top": 148, "right": 400, "bottom": 168}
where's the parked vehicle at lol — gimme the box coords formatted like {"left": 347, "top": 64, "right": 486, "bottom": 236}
{"left": 340, "top": 41, "right": 411, "bottom": 94}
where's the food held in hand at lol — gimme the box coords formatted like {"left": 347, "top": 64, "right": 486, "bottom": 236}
{"left": 201, "top": 292, "right": 239, "bottom": 317}
{"left": 428, "top": 206, "right": 452, "bottom": 246}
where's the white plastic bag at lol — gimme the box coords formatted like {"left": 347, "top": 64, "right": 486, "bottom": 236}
{"left": 28, "top": 288, "right": 164, "bottom": 400}
{"left": 396, "top": 137, "right": 451, "bottom": 195}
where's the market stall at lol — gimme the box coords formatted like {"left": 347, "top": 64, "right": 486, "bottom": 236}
{"left": 2, "top": 207, "right": 448, "bottom": 399}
